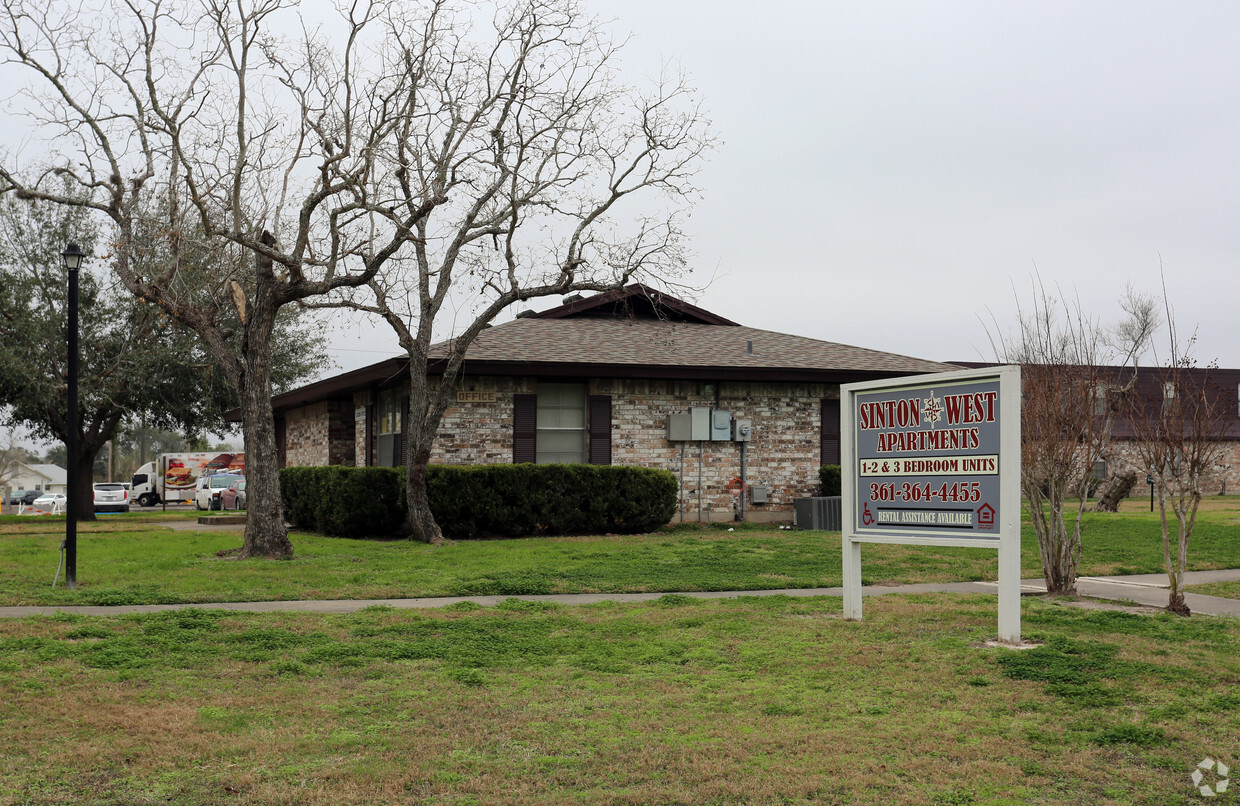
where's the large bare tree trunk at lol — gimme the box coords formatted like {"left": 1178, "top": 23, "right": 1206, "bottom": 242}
{"left": 234, "top": 267, "right": 293, "bottom": 559}
{"left": 1092, "top": 471, "right": 1137, "bottom": 512}
{"left": 406, "top": 450, "right": 443, "bottom": 545}
{"left": 403, "top": 362, "right": 446, "bottom": 545}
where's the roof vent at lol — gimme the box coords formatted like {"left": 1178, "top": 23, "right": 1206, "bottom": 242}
{"left": 561, "top": 294, "right": 584, "bottom": 305}
{"left": 746, "top": 340, "right": 754, "bottom": 356}
{"left": 515, "top": 309, "right": 536, "bottom": 319}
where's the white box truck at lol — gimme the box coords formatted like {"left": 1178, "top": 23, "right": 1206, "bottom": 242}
{"left": 130, "top": 452, "right": 245, "bottom": 507}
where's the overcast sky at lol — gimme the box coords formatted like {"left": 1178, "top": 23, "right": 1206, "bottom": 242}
{"left": 327, "top": 0, "right": 1240, "bottom": 372}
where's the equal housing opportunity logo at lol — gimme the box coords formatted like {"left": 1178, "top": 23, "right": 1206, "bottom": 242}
{"left": 1192, "top": 757, "right": 1231, "bottom": 798}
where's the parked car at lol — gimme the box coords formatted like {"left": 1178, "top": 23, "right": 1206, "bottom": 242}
{"left": 194, "top": 473, "right": 244, "bottom": 511}
{"left": 32, "top": 492, "right": 67, "bottom": 509}
{"left": 9, "top": 490, "right": 41, "bottom": 506}
{"left": 219, "top": 478, "right": 247, "bottom": 511}
{"left": 93, "top": 482, "right": 131, "bottom": 513}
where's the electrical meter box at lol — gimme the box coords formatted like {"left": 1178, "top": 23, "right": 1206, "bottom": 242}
{"left": 731, "top": 418, "right": 752, "bottom": 442}
{"left": 667, "top": 407, "right": 712, "bottom": 441}
{"left": 710, "top": 409, "right": 732, "bottom": 441}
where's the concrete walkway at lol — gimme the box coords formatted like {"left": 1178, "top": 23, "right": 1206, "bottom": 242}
{"left": 3, "top": 569, "right": 1239, "bottom": 619}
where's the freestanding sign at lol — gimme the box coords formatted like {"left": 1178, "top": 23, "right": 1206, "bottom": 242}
{"left": 841, "top": 365, "right": 1022, "bottom": 643}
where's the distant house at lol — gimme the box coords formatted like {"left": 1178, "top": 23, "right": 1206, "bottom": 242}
{"left": 4, "top": 462, "right": 68, "bottom": 496}
{"left": 1108, "top": 365, "right": 1240, "bottom": 493}
{"left": 268, "top": 285, "right": 955, "bottom": 522}
{"left": 955, "top": 361, "right": 1240, "bottom": 494}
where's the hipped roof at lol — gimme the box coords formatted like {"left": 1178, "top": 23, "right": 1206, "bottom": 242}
{"left": 266, "top": 285, "right": 957, "bottom": 414}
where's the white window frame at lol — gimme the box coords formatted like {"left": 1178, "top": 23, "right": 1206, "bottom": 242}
{"left": 1162, "top": 381, "right": 1177, "bottom": 414}
{"left": 376, "top": 387, "right": 403, "bottom": 467}
{"left": 536, "top": 382, "right": 587, "bottom": 464}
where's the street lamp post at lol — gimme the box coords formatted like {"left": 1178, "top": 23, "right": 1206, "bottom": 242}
{"left": 62, "top": 242, "right": 84, "bottom": 589}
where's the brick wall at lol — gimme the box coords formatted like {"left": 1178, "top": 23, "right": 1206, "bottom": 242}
{"left": 353, "top": 391, "right": 369, "bottom": 467}
{"left": 427, "top": 376, "right": 835, "bottom": 522}
{"left": 1109, "top": 440, "right": 1240, "bottom": 496}
{"left": 596, "top": 379, "right": 835, "bottom": 523}
{"left": 283, "top": 400, "right": 356, "bottom": 467}
{"left": 433, "top": 377, "right": 534, "bottom": 463}
{"left": 282, "top": 378, "right": 1240, "bottom": 522}
{"left": 294, "top": 376, "right": 839, "bottom": 523}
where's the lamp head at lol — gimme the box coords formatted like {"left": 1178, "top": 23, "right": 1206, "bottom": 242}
{"left": 61, "top": 242, "right": 85, "bottom": 271}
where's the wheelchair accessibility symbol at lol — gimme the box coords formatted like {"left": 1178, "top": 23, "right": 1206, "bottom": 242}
{"left": 862, "top": 502, "right": 875, "bottom": 526}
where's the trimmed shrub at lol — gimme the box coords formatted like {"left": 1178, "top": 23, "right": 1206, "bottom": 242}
{"left": 819, "top": 464, "right": 842, "bottom": 497}
{"left": 281, "top": 464, "right": 678, "bottom": 540}
{"left": 281, "top": 466, "right": 406, "bottom": 539}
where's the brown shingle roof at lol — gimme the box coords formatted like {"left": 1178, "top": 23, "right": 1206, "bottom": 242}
{"left": 435, "top": 317, "right": 956, "bottom": 379}
{"left": 259, "top": 287, "right": 957, "bottom": 416}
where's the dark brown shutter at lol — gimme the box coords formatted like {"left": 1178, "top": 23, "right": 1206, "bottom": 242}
{"left": 820, "top": 398, "right": 841, "bottom": 466}
{"left": 513, "top": 393, "right": 537, "bottom": 463}
{"left": 400, "top": 396, "right": 410, "bottom": 467}
{"left": 588, "top": 395, "right": 612, "bottom": 465}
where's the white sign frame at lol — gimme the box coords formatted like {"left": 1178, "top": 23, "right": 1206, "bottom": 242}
{"left": 841, "top": 365, "right": 1022, "bottom": 644}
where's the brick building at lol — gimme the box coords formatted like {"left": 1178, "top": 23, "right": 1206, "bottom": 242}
{"left": 954, "top": 362, "right": 1240, "bottom": 495}
{"left": 269, "top": 285, "right": 956, "bottom": 522}
{"left": 1105, "top": 365, "right": 1240, "bottom": 494}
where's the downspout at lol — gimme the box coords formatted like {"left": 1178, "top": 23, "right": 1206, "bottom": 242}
{"left": 740, "top": 441, "right": 747, "bottom": 522}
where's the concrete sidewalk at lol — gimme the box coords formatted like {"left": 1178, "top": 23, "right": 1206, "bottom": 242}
{"left": 3, "top": 569, "right": 1239, "bottom": 619}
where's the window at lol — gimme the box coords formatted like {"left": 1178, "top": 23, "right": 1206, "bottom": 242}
{"left": 514, "top": 388, "right": 610, "bottom": 464}
{"left": 376, "top": 387, "right": 403, "bottom": 467}
{"left": 1162, "top": 382, "right": 1177, "bottom": 414}
{"left": 1092, "top": 384, "right": 1108, "bottom": 416}
{"left": 536, "top": 383, "right": 586, "bottom": 464}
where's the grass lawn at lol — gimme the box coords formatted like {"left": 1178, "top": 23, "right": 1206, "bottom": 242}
{"left": 1, "top": 594, "right": 1237, "bottom": 805}
{"left": 1, "top": 497, "right": 1238, "bottom": 607}
{"left": 1186, "top": 580, "right": 1240, "bottom": 600}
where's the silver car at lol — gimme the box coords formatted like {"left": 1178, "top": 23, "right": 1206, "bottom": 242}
{"left": 93, "top": 482, "right": 131, "bottom": 513}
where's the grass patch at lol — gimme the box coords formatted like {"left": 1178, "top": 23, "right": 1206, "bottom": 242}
{"left": 0, "top": 595, "right": 1236, "bottom": 804}
{"left": 1, "top": 499, "right": 1240, "bottom": 606}
{"left": 1187, "top": 580, "right": 1240, "bottom": 600}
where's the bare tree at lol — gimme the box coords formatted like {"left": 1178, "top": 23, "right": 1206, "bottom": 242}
{"left": 314, "top": 2, "right": 712, "bottom": 543}
{"left": 0, "top": 0, "right": 696, "bottom": 554}
{"left": 988, "top": 278, "right": 1156, "bottom": 594}
{"left": 1125, "top": 301, "right": 1229, "bottom": 615}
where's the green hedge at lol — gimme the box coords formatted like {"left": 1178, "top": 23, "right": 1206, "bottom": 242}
{"left": 281, "top": 464, "right": 679, "bottom": 540}
{"left": 819, "top": 465, "right": 842, "bottom": 497}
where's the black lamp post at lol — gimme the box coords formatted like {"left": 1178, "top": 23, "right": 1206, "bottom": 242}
{"left": 62, "top": 242, "right": 84, "bottom": 589}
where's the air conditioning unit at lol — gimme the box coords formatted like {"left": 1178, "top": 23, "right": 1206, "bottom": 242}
{"left": 794, "top": 496, "right": 841, "bottom": 530}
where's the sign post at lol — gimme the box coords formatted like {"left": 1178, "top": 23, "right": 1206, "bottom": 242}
{"left": 841, "top": 365, "right": 1022, "bottom": 644}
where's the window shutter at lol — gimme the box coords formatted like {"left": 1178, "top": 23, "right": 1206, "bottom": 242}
{"left": 588, "top": 395, "right": 612, "bottom": 465}
{"left": 820, "top": 398, "right": 841, "bottom": 466}
{"left": 400, "top": 396, "right": 410, "bottom": 467}
{"left": 513, "top": 394, "right": 537, "bottom": 463}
